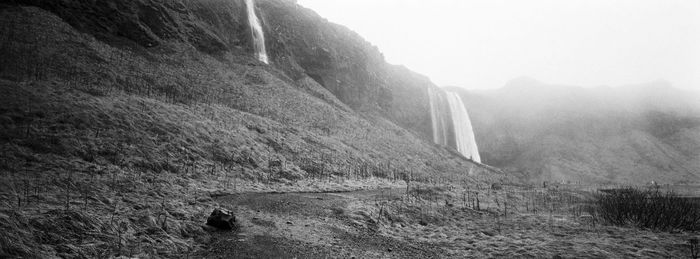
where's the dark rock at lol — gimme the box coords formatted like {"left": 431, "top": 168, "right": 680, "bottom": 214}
{"left": 206, "top": 208, "right": 238, "bottom": 231}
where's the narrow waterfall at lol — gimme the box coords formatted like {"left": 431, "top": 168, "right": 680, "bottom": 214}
{"left": 245, "top": 0, "right": 269, "bottom": 64}
{"left": 428, "top": 87, "right": 450, "bottom": 146}
{"left": 428, "top": 88, "right": 481, "bottom": 163}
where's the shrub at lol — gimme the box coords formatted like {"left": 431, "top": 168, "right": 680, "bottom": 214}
{"left": 595, "top": 187, "right": 700, "bottom": 231}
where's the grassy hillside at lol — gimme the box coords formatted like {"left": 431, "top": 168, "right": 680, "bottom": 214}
{"left": 0, "top": 4, "right": 502, "bottom": 258}
{"left": 5, "top": 0, "right": 435, "bottom": 138}
{"left": 456, "top": 78, "right": 700, "bottom": 185}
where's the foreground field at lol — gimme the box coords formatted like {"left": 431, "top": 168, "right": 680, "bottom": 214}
{"left": 200, "top": 186, "right": 697, "bottom": 258}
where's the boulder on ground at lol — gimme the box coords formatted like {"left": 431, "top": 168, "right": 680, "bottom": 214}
{"left": 205, "top": 208, "right": 238, "bottom": 231}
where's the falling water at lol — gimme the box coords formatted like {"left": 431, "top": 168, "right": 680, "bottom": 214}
{"left": 428, "top": 87, "right": 450, "bottom": 146}
{"left": 428, "top": 88, "right": 481, "bottom": 163}
{"left": 444, "top": 91, "right": 481, "bottom": 162}
{"left": 245, "top": 0, "right": 268, "bottom": 64}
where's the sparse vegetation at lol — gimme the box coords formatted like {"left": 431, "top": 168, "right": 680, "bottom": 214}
{"left": 594, "top": 187, "right": 700, "bottom": 231}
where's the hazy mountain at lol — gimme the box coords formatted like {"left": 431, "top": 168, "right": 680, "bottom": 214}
{"left": 456, "top": 78, "right": 700, "bottom": 184}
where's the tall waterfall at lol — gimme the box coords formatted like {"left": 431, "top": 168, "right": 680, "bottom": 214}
{"left": 428, "top": 87, "right": 450, "bottom": 146}
{"left": 444, "top": 91, "right": 481, "bottom": 162}
{"left": 245, "top": 0, "right": 269, "bottom": 64}
{"left": 428, "top": 88, "right": 481, "bottom": 163}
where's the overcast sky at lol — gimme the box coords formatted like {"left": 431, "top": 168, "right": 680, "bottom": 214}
{"left": 296, "top": 0, "right": 700, "bottom": 91}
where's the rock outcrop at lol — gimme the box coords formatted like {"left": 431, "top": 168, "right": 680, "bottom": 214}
{"left": 206, "top": 208, "right": 238, "bottom": 231}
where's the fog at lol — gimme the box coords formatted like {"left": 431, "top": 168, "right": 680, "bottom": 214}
{"left": 297, "top": 0, "right": 700, "bottom": 91}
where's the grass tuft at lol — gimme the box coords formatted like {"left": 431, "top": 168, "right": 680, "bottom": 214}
{"left": 595, "top": 187, "right": 700, "bottom": 231}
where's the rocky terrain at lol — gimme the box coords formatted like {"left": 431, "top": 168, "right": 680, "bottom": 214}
{"left": 457, "top": 78, "right": 700, "bottom": 185}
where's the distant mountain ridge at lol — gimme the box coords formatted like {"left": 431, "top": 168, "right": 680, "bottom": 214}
{"left": 456, "top": 79, "right": 700, "bottom": 184}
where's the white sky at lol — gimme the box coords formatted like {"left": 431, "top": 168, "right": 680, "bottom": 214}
{"left": 296, "top": 0, "right": 700, "bottom": 90}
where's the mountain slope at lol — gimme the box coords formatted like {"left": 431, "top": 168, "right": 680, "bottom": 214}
{"left": 456, "top": 79, "right": 700, "bottom": 184}
{"left": 2, "top": 0, "right": 434, "bottom": 138}
{"left": 0, "top": 1, "right": 487, "bottom": 180}
{"left": 0, "top": 2, "right": 501, "bottom": 257}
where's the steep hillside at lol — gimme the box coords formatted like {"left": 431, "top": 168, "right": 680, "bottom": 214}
{"left": 456, "top": 78, "right": 700, "bottom": 185}
{"left": 1, "top": 0, "right": 433, "bottom": 138}
{"left": 258, "top": 0, "right": 434, "bottom": 136}
{"left": 0, "top": 1, "right": 501, "bottom": 257}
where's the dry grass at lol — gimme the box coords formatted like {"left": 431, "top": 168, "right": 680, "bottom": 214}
{"left": 595, "top": 187, "right": 700, "bottom": 231}
{"left": 200, "top": 184, "right": 697, "bottom": 258}
{"left": 371, "top": 184, "right": 696, "bottom": 258}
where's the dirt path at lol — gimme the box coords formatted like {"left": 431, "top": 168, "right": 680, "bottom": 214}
{"left": 199, "top": 188, "right": 446, "bottom": 258}
{"left": 197, "top": 188, "right": 694, "bottom": 258}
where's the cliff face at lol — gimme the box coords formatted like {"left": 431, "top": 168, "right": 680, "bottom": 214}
{"left": 5, "top": 0, "right": 432, "bottom": 138}
{"left": 258, "top": 0, "right": 432, "bottom": 137}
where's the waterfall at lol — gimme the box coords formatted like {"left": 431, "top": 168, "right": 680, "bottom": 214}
{"left": 428, "top": 88, "right": 481, "bottom": 163}
{"left": 444, "top": 91, "right": 481, "bottom": 163}
{"left": 245, "top": 0, "right": 269, "bottom": 64}
{"left": 428, "top": 87, "right": 450, "bottom": 146}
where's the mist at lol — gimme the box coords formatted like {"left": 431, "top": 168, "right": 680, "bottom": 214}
{"left": 298, "top": 0, "right": 700, "bottom": 91}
